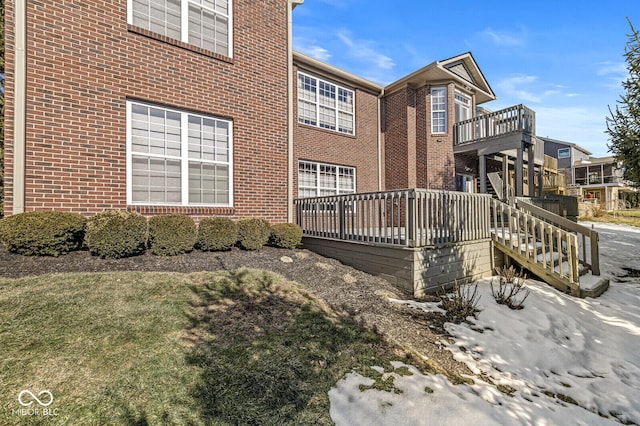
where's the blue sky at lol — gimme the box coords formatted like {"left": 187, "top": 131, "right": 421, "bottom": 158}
{"left": 292, "top": 0, "right": 639, "bottom": 157}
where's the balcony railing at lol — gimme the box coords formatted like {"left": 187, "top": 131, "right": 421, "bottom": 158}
{"left": 574, "top": 176, "right": 629, "bottom": 185}
{"left": 454, "top": 104, "right": 536, "bottom": 146}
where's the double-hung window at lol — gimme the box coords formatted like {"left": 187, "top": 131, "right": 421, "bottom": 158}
{"left": 129, "top": 0, "right": 232, "bottom": 56}
{"left": 431, "top": 86, "right": 447, "bottom": 134}
{"left": 127, "top": 100, "right": 233, "bottom": 206}
{"left": 298, "top": 161, "right": 355, "bottom": 198}
{"left": 298, "top": 72, "right": 355, "bottom": 135}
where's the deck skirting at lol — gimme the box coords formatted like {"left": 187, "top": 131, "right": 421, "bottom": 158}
{"left": 302, "top": 236, "right": 495, "bottom": 297}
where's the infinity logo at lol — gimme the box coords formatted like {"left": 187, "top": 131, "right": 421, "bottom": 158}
{"left": 18, "top": 390, "right": 54, "bottom": 407}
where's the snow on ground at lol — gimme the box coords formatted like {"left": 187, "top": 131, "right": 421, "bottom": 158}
{"left": 329, "top": 222, "right": 640, "bottom": 425}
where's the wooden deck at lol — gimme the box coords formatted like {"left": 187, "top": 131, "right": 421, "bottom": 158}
{"left": 295, "top": 189, "right": 606, "bottom": 297}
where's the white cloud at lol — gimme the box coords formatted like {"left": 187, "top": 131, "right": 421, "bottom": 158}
{"left": 337, "top": 31, "right": 395, "bottom": 70}
{"left": 479, "top": 27, "right": 527, "bottom": 47}
{"left": 594, "top": 61, "right": 628, "bottom": 90}
{"left": 495, "top": 74, "right": 544, "bottom": 103}
{"left": 293, "top": 37, "right": 332, "bottom": 61}
{"left": 595, "top": 61, "right": 627, "bottom": 77}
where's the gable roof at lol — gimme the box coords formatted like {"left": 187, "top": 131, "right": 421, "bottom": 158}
{"left": 384, "top": 52, "right": 496, "bottom": 104}
{"left": 538, "top": 136, "right": 593, "bottom": 156}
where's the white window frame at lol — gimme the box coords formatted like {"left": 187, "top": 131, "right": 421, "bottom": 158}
{"left": 431, "top": 86, "right": 447, "bottom": 134}
{"left": 558, "top": 147, "right": 570, "bottom": 159}
{"left": 128, "top": 0, "right": 233, "bottom": 57}
{"left": 298, "top": 160, "right": 356, "bottom": 198}
{"left": 297, "top": 71, "right": 355, "bottom": 135}
{"left": 126, "top": 100, "right": 234, "bottom": 207}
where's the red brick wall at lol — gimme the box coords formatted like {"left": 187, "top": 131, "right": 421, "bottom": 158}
{"left": 382, "top": 88, "right": 409, "bottom": 190}
{"left": 424, "top": 83, "right": 456, "bottom": 190}
{"left": 4, "top": 0, "right": 290, "bottom": 223}
{"left": 383, "top": 84, "right": 457, "bottom": 191}
{"left": 293, "top": 64, "right": 380, "bottom": 196}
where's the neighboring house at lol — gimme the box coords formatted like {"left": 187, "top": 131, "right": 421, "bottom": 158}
{"left": 541, "top": 137, "right": 591, "bottom": 185}
{"left": 542, "top": 138, "right": 636, "bottom": 209}
{"left": 572, "top": 156, "right": 636, "bottom": 210}
{"left": 4, "top": 1, "right": 545, "bottom": 222}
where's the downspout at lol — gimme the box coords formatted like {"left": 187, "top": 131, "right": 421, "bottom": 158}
{"left": 13, "top": 0, "right": 27, "bottom": 214}
{"left": 286, "top": 1, "right": 303, "bottom": 223}
{"left": 377, "top": 88, "right": 385, "bottom": 190}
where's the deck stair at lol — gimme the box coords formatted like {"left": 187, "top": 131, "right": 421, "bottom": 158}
{"left": 491, "top": 198, "right": 609, "bottom": 298}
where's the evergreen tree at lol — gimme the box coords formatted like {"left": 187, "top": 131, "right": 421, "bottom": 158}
{"left": 607, "top": 18, "right": 640, "bottom": 186}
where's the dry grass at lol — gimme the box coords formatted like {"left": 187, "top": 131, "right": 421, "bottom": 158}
{"left": 582, "top": 209, "right": 640, "bottom": 227}
{"left": 0, "top": 269, "right": 417, "bottom": 425}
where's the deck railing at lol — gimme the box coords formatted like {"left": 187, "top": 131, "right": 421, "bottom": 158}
{"left": 454, "top": 104, "right": 536, "bottom": 146}
{"left": 295, "top": 189, "right": 493, "bottom": 248}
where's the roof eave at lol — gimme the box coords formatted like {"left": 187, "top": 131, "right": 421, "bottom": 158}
{"left": 293, "top": 51, "right": 384, "bottom": 93}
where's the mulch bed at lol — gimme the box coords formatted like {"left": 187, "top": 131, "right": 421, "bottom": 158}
{"left": 0, "top": 245, "right": 472, "bottom": 380}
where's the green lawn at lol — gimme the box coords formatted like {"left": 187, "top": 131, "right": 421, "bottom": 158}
{"left": 0, "top": 269, "right": 413, "bottom": 425}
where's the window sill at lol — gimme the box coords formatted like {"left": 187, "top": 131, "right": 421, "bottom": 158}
{"left": 296, "top": 122, "right": 357, "bottom": 139}
{"left": 128, "top": 205, "right": 235, "bottom": 216}
{"left": 128, "top": 25, "right": 234, "bottom": 64}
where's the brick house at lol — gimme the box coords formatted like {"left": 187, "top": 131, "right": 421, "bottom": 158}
{"left": 4, "top": 0, "right": 303, "bottom": 223}
{"left": 4, "top": 0, "right": 537, "bottom": 223}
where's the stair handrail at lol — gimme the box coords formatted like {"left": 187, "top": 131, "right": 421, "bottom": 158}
{"left": 515, "top": 198, "right": 600, "bottom": 275}
{"left": 491, "top": 198, "right": 581, "bottom": 294}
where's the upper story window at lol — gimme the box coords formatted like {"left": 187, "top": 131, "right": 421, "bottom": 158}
{"left": 130, "top": 0, "right": 232, "bottom": 57}
{"left": 298, "top": 72, "right": 355, "bottom": 135}
{"left": 127, "top": 100, "right": 233, "bottom": 206}
{"left": 558, "top": 147, "right": 570, "bottom": 159}
{"left": 431, "top": 86, "right": 447, "bottom": 134}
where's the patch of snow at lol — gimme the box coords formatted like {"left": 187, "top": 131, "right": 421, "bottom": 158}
{"left": 330, "top": 222, "right": 640, "bottom": 425}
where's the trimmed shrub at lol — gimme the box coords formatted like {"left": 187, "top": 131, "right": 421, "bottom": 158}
{"left": 269, "top": 223, "right": 302, "bottom": 249}
{"left": 0, "top": 211, "right": 86, "bottom": 256}
{"left": 85, "top": 210, "right": 148, "bottom": 259}
{"left": 197, "top": 217, "right": 238, "bottom": 251}
{"left": 237, "top": 218, "right": 271, "bottom": 251}
{"left": 148, "top": 214, "right": 196, "bottom": 256}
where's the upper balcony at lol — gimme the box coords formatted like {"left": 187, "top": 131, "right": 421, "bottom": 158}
{"left": 453, "top": 105, "right": 537, "bottom": 157}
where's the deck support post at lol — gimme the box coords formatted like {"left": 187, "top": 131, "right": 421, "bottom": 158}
{"left": 516, "top": 144, "right": 524, "bottom": 197}
{"left": 479, "top": 154, "right": 487, "bottom": 193}
{"left": 538, "top": 165, "right": 544, "bottom": 196}
{"left": 527, "top": 143, "right": 535, "bottom": 196}
{"left": 502, "top": 154, "right": 509, "bottom": 203}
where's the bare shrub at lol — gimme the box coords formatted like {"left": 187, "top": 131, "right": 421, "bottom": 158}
{"left": 439, "top": 281, "right": 481, "bottom": 323}
{"left": 491, "top": 266, "right": 530, "bottom": 310}
{"left": 591, "top": 202, "right": 607, "bottom": 217}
